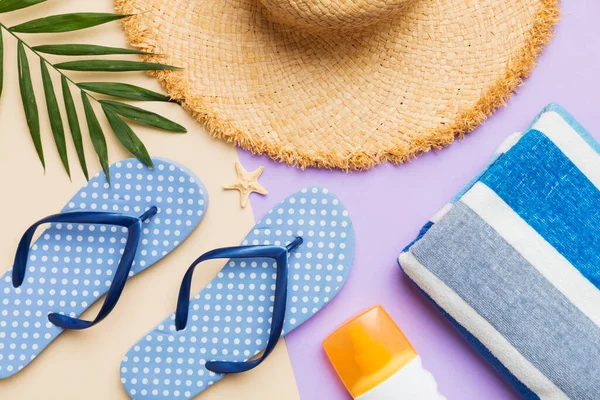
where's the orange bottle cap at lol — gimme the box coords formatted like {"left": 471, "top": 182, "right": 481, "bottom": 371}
{"left": 323, "top": 306, "right": 417, "bottom": 398}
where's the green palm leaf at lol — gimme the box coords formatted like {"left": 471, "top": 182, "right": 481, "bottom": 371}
{"left": 17, "top": 42, "right": 44, "bottom": 168}
{"left": 62, "top": 76, "right": 88, "bottom": 180}
{"left": 77, "top": 82, "right": 172, "bottom": 102}
{"left": 10, "top": 13, "right": 130, "bottom": 33}
{"left": 102, "top": 106, "right": 154, "bottom": 168}
{"left": 55, "top": 60, "right": 182, "bottom": 72}
{"left": 2, "top": 3, "right": 186, "bottom": 182}
{"left": 0, "top": 0, "right": 47, "bottom": 14}
{"left": 33, "top": 44, "right": 153, "bottom": 56}
{"left": 100, "top": 100, "right": 186, "bottom": 133}
{"left": 40, "top": 60, "right": 70, "bottom": 177}
{"left": 82, "top": 93, "right": 109, "bottom": 182}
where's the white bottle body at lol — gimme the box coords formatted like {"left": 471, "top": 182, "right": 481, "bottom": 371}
{"left": 356, "top": 356, "right": 445, "bottom": 400}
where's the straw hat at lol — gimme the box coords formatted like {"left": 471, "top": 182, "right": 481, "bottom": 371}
{"left": 115, "top": 0, "right": 559, "bottom": 170}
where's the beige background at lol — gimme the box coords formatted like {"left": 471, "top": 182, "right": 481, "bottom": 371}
{"left": 0, "top": 0, "right": 300, "bottom": 398}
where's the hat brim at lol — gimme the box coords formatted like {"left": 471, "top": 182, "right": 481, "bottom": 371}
{"left": 116, "top": 0, "right": 560, "bottom": 170}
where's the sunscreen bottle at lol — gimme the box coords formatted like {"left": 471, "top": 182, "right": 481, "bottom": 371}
{"left": 323, "top": 306, "right": 445, "bottom": 400}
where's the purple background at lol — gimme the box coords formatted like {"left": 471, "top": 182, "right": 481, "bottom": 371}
{"left": 239, "top": 1, "right": 598, "bottom": 398}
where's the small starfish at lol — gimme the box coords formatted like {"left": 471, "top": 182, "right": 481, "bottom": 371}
{"left": 223, "top": 161, "right": 268, "bottom": 208}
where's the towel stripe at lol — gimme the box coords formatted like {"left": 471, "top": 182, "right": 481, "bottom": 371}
{"left": 430, "top": 203, "right": 453, "bottom": 223}
{"left": 533, "top": 111, "right": 600, "bottom": 185}
{"left": 480, "top": 130, "right": 600, "bottom": 289}
{"left": 399, "top": 251, "right": 567, "bottom": 400}
{"left": 462, "top": 182, "right": 600, "bottom": 328}
{"left": 410, "top": 203, "right": 600, "bottom": 399}
{"left": 451, "top": 132, "right": 523, "bottom": 203}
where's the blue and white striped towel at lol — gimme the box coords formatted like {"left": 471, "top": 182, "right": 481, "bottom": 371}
{"left": 399, "top": 103, "right": 600, "bottom": 400}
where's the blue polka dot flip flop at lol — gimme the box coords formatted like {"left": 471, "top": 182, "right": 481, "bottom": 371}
{"left": 120, "top": 187, "right": 355, "bottom": 399}
{"left": 0, "top": 157, "right": 208, "bottom": 378}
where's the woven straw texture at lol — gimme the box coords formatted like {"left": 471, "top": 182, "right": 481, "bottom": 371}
{"left": 115, "top": 0, "right": 560, "bottom": 170}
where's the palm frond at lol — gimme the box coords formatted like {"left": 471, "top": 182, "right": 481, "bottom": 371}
{"left": 40, "top": 59, "right": 70, "bottom": 177}
{"left": 82, "top": 93, "right": 110, "bottom": 182}
{"left": 10, "top": 13, "right": 130, "bottom": 33}
{"left": 0, "top": 0, "right": 47, "bottom": 14}
{"left": 17, "top": 41, "right": 44, "bottom": 168}
{"left": 62, "top": 76, "right": 89, "bottom": 180}
{"left": 100, "top": 100, "right": 186, "bottom": 132}
{"left": 102, "top": 106, "right": 154, "bottom": 169}
{"left": 77, "top": 82, "right": 172, "bottom": 102}
{"left": 33, "top": 44, "right": 154, "bottom": 56}
{"left": 55, "top": 60, "right": 182, "bottom": 72}
{"left": 0, "top": 3, "right": 186, "bottom": 181}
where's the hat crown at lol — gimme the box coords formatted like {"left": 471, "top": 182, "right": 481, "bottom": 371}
{"left": 259, "top": 0, "right": 412, "bottom": 31}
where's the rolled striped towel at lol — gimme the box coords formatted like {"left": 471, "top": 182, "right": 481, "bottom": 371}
{"left": 399, "top": 103, "right": 600, "bottom": 400}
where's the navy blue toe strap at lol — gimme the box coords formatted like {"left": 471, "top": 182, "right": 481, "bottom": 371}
{"left": 13, "top": 207, "right": 158, "bottom": 330}
{"left": 175, "top": 236, "right": 303, "bottom": 374}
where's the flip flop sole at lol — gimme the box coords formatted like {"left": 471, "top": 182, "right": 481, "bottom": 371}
{"left": 0, "top": 158, "right": 208, "bottom": 378}
{"left": 121, "top": 187, "right": 355, "bottom": 399}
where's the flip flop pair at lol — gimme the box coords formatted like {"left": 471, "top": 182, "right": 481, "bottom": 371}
{"left": 0, "top": 158, "right": 355, "bottom": 399}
